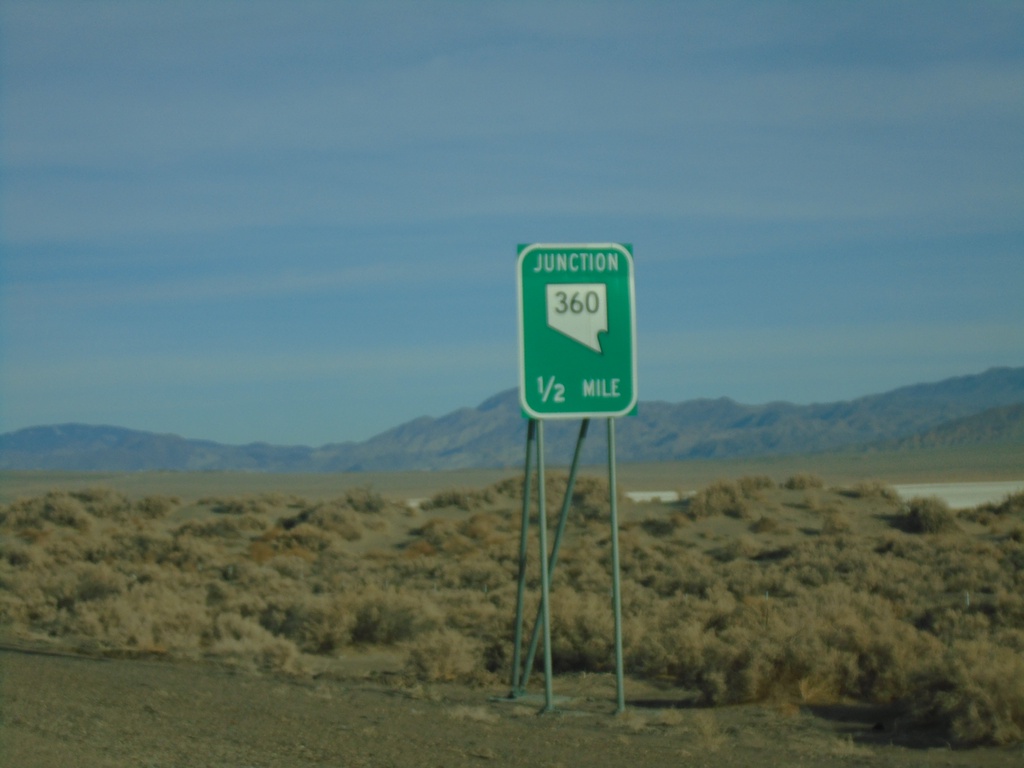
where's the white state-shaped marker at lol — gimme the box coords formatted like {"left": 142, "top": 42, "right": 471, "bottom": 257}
{"left": 545, "top": 283, "right": 607, "bottom": 353}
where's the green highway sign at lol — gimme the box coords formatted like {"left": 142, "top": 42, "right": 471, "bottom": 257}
{"left": 517, "top": 243, "right": 637, "bottom": 419}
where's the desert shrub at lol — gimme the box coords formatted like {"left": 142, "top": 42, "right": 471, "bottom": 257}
{"left": 821, "top": 511, "right": 851, "bottom": 536}
{"left": 488, "top": 476, "right": 526, "bottom": 499}
{"left": 623, "top": 616, "right": 671, "bottom": 678}
{"left": 362, "top": 516, "right": 391, "bottom": 534}
{"left": 994, "top": 491, "right": 1024, "bottom": 516}
{"left": 642, "top": 515, "right": 680, "bottom": 537}
{"left": 344, "top": 486, "right": 386, "bottom": 514}
{"left": 199, "top": 495, "right": 271, "bottom": 516}
{"left": 266, "top": 554, "right": 312, "bottom": 580}
{"left": 749, "top": 516, "right": 780, "bottom": 534}
{"left": 457, "top": 513, "right": 513, "bottom": 547}
{"left": 737, "top": 475, "right": 775, "bottom": 495}
{"left": 661, "top": 583, "right": 947, "bottom": 706}
{"left": 163, "top": 530, "right": 231, "bottom": 572}
{"left": 413, "top": 517, "right": 468, "bottom": 552}
{"left": 247, "top": 523, "right": 332, "bottom": 563}
{"left": 548, "top": 587, "right": 615, "bottom": 672}
{"left": 420, "top": 488, "right": 482, "bottom": 512}
{"left": 72, "top": 562, "right": 128, "bottom": 603}
{"left": 910, "top": 640, "right": 1024, "bottom": 745}
{"left": 52, "top": 577, "right": 211, "bottom": 656}
{"left": 688, "top": 480, "right": 749, "bottom": 519}
{"left": 4, "top": 492, "right": 93, "bottom": 531}
{"left": 898, "top": 497, "right": 960, "bottom": 534}
{"left": 783, "top": 474, "right": 824, "bottom": 490}
{"left": 278, "top": 524, "right": 337, "bottom": 552}
{"left": 256, "top": 594, "right": 353, "bottom": 654}
{"left": 711, "top": 536, "right": 762, "bottom": 562}
{"left": 1, "top": 539, "right": 45, "bottom": 568}
{"left": 208, "top": 611, "right": 306, "bottom": 674}
{"left": 349, "top": 587, "right": 439, "bottom": 645}
{"left": 71, "top": 487, "right": 132, "bottom": 519}
{"left": 496, "top": 473, "right": 612, "bottom": 522}
{"left": 280, "top": 503, "right": 363, "bottom": 541}
{"left": 406, "top": 628, "right": 486, "bottom": 683}
{"left": 175, "top": 516, "right": 260, "bottom": 540}
{"left": 965, "top": 491, "right": 1024, "bottom": 524}
{"left": 134, "top": 495, "right": 180, "bottom": 519}
{"left": 568, "top": 476, "right": 612, "bottom": 521}
{"left": 315, "top": 512, "right": 364, "bottom": 540}
{"left": 839, "top": 480, "right": 900, "bottom": 504}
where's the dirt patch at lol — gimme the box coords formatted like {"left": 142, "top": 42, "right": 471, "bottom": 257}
{"left": 5, "top": 650, "right": 1022, "bottom": 768}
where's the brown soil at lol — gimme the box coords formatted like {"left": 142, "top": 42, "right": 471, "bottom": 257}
{"left": 4, "top": 647, "right": 1020, "bottom": 767}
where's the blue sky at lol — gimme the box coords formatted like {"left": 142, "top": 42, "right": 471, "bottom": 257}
{"left": 2, "top": 1, "right": 1022, "bottom": 446}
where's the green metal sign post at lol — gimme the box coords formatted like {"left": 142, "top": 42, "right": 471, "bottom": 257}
{"left": 510, "top": 243, "right": 636, "bottom": 715}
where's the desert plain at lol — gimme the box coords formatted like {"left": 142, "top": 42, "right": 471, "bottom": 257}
{"left": 2, "top": 444, "right": 1023, "bottom": 767}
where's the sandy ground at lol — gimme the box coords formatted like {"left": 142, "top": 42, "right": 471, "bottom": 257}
{"left": 3, "top": 442, "right": 1022, "bottom": 506}
{"left": 3, "top": 648, "right": 1022, "bottom": 768}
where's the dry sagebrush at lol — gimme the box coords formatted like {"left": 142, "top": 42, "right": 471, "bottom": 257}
{"left": 2, "top": 477, "right": 1023, "bottom": 746}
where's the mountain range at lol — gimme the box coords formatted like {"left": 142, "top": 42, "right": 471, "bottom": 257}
{"left": 2, "top": 366, "right": 1022, "bottom": 472}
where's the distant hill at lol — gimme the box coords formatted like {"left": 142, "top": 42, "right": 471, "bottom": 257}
{"left": 1, "top": 366, "right": 1022, "bottom": 472}
{"left": 879, "top": 402, "right": 1024, "bottom": 450}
